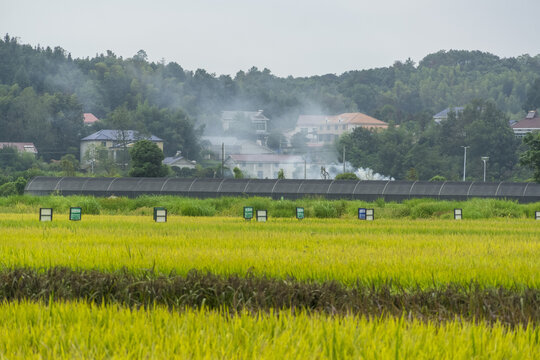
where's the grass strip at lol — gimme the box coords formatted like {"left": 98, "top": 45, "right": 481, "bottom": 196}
{"left": 1, "top": 267, "right": 538, "bottom": 327}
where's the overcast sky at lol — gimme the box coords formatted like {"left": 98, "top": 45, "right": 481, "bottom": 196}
{"left": 2, "top": 0, "right": 540, "bottom": 77}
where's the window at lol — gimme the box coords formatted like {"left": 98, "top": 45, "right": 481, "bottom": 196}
{"left": 335, "top": 125, "right": 338, "bottom": 130}
{"left": 300, "top": 128, "right": 308, "bottom": 134}
{"left": 101, "top": 141, "right": 106, "bottom": 146}
{"left": 258, "top": 163, "right": 263, "bottom": 168}
{"left": 257, "top": 171, "right": 264, "bottom": 179}
{"left": 342, "top": 125, "right": 347, "bottom": 130}
{"left": 327, "top": 126, "right": 330, "bottom": 130}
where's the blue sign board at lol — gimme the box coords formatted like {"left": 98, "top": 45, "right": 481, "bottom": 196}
{"left": 358, "top": 208, "right": 366, "bottom": 220}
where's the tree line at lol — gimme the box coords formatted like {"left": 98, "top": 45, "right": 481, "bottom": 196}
{"left": 2, "top": 34, "right": 540, "bottom": 183}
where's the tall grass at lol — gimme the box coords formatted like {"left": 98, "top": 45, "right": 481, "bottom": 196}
{"left": 0, "top": 194, "right": 538, "bottom": 219}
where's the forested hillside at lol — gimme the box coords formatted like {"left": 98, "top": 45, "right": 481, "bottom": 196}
{"left": 1, "top": 34, "right": 540, "bottom": 181}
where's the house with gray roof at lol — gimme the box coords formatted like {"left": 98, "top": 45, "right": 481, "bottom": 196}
{"left": 220, "top": 110, "right": 270, "bottom": 143}
{"left": 433, "top": 107, "right": 465, "bottom": 124}
{"left": 80, "top": 129, "right": 163, "bottom": 167}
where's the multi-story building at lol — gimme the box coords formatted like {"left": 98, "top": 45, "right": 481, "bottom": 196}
{"left": 220, "top": 110, "right": 270, "bottom": 143}
{"left": 511, "top": 111, "right": 540, "bottom": 137}
{"left": 80, "top": 129, "right": 163, "bottom": 167}
{"left": 289, "top": 112, "right": 388, "bottom": 145}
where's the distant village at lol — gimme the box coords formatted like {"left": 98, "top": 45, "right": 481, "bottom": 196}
{"left": 3, "top": 109, "right": 540, "bottom": 180}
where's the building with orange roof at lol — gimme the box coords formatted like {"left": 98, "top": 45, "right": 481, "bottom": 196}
{"left": 290, "top": 112, "right": 388, "bottom": 145}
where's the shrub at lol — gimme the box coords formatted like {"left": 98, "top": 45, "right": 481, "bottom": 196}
{"left": 313, "top": 202, "right": 338, "bottom": 218}
{"left": 181, "top": 203, "right": 216, "bottom": 216}
{"left": 0, "top": 182, "right": 17, "bottom": 196}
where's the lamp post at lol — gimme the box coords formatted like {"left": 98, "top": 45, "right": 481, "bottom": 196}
{"left": 481, "top": 156, "right": 489, "bottom": 182}
{"left": 461, "top": 146, "right": 469, "bottom": 181}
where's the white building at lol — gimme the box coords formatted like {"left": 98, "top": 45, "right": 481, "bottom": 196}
{"left": 288, "top": 113, "right": 388, "bottom": 145}
{"left": 511, "top": 111, "right": 540, "bottom": 138}
{"left": 202, "top": 136, "right": 274, "bottom": 159}
{"left": 225, "top": 154, "right": 307, "bottom": 179}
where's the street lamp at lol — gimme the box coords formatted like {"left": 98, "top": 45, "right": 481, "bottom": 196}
{"left": 461, "top": 146, "right": 469, "bottom": 181}
{"left": 481, "top": 156, "right": 489, "bottom": 182}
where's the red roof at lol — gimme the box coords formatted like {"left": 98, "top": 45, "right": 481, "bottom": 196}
{"left": 0, "top": 142, "right": 37, "bottom": 154}
{"left": 511, "top": 117, "right": 540, "bottom": 129}
{"left": 83, "top": 113, "right": 100, "bottom": 124}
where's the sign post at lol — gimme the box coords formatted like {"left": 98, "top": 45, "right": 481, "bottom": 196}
{"left": 359, "top": 208, "right": 374, "bottom": 220}
{"left": 69, "top": 207, "right": 82, "bottom": 221}
{"left": 366, "top": 208, "right": 374, "bottom": 221}
{"left": 454, "top": 208, "right": 462, "bottom": 220}
{"left": 154, "top": 207, "right": 167, "bottom": 223}
{"left": 39, "top": 208, "right": 53, "bottom": 222}
{"left": 358, "top": 208, "right": 366, "bottom": 220}
{"left": 243, "top": 206, "right": 254, "bottom": 221}
{"left": 296, "top": 207, "right": 304, "bottom": 220}
{"left": 256, "top": 210, "right": 267, "bottom": 222}
{"left": 535, "top": 211, "right": 540, "bottom": 220}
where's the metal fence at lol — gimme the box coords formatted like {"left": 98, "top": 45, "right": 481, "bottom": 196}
{"left": 24, "top": 177, "right": 540, "bottom": 203}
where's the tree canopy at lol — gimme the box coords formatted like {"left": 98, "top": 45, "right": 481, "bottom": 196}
{"left": 1, "top": 34, "right": 540, "bottom": 181}
{"left": 128, "top": 140, "right": 169, "bottom": 177}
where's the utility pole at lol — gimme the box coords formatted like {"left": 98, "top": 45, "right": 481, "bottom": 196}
{"left": 343, "top": 146, "right": 346, "bottom": 173}
{"left": 304, "top": 158, "right": 307, "bottom": 179}
{"left": 221, "top": 142, "right": 224, "bottom": 178}
{"left": 461, "top": 146, "right": 469, "bottom": 181}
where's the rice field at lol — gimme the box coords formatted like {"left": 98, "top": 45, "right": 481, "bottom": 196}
{"left": 0, "top": 212, "right": 539, "bottom": 358}
{"left": 0, "top": 301, "right": 538, "bottom": 359}
{"left": 0, "top": 214, "right": 538, "bottom": 288}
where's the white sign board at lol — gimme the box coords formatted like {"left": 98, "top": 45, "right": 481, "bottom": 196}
{"left": 256, "top": 210, "right": 267, "bottom": 222}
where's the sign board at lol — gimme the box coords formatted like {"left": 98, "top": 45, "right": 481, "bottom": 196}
{"left": 358, "top": 208, "right": 366, "bottom": 220}
{"left": 154, "top": 207, "right": 167, "bottom": 223}
{"left": 243, "top": 206, "right": 254, "bottom": 220}
{"left": 296, "top": 207, "right": 304, "bottom": 220}
{"left": 39, "top": 208, "right": 53, "bottom": 222}
{"left": 366, "top": 208, "right": 374, "bottom": 221}
{"left": 535, "top": 211, "right": 540, "bottom": 220}
{"left": 256, "top": 210, "right": 267, "bottom": 222}
{"left": 69, "top": 207, "right": 82, "bottom": 221}
{"left": 454, "top": 208, "right": 462, "bottom": 220}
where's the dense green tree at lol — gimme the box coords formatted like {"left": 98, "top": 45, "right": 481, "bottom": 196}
{"left": 519, "top": 131, "right": 540, "bottom": 182}
{"left": 523, "top": 78, "right": 540, "bottom": 111}
{"left": 233, "top": 167, "right": 244, "bottom": 179}
{"left": 128, "top": 140, "right": 169, "bottom": 177}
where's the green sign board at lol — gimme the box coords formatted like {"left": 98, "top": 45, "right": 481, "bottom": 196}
{"left": 296, "top": 207, "right": 304, "bottom": 220}
{"left": 69, "top": 207, "right": 82, "bottom": 221}
{"left": 243, "top": 207, "right": 254, "bottom": 220}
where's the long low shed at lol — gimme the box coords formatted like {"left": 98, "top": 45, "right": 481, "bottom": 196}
{"left": 24, "top": 177, "right": 540, "bottom": 203}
